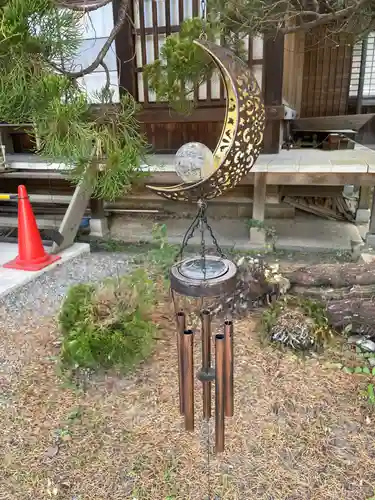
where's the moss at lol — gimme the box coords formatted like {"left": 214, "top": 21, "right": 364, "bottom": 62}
{"left": 58, "top": 269, "right": 159, "bottom": 372}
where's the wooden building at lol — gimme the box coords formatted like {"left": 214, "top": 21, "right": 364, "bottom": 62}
{"left": 3, "top": 2, "right": 375, "bottom": 248}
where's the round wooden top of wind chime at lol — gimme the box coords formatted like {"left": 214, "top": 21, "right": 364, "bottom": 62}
{"left": 170, "top": 255, "right": 237, "bottom": 297}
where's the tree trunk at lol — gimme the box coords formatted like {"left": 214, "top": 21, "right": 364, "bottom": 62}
{"left": 284, "top": 262, "right": 375, "bottom": 337}
{"left": 326, "top": 298, "right": 375, "bottom": 336}
{"left": 284, "top": 262, "right": 375, "bottom": 288}
{"left": 289, "top": 284, "right": 375, "bottom": 301}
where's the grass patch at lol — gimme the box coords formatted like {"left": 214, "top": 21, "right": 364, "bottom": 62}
{"left": 59, "top": 224, "right": 177, "bottom": 373}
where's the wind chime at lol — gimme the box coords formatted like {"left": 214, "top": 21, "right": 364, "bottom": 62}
{"left": 169, "top": 199, "right": 238, "bottom": 453}
{"left": 146, "top": 4, "right": 265, "bottom": 454}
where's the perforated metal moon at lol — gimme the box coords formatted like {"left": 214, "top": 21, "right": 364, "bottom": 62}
{"left": 146, "top": 39, "right": 266, "bottom": 202}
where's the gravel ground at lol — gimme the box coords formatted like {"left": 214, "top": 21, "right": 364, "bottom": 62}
{"left": 0, "top": 252, "right": 134, "bottom": 323}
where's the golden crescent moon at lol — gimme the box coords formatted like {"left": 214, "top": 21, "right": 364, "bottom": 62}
{"left": 146, "top": 39, "right": 266, "bottom": 201}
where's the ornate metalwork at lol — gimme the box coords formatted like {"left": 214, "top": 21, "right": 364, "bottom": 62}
{"left": 146, "top": 39, "right": 265, "bottom": 201}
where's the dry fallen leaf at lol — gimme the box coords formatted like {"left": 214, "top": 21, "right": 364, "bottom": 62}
{"left": 44, "top": 446, "right": 59, "bottom": 458}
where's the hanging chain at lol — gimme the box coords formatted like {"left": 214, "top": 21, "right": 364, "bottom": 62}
{"left": 199, "top": 204, "right": 207, "bottom": 280}
{"left": 199, "top": 0, "right": 207, "bottom": 40}
{"left": 201, "top": 0, "right": 207, "bottom": 21}
{"left": 175, "top": 203, "right": 204, "bottom": 261}
{"left": 175, "top": 199, "right": 225, "bottom": 262}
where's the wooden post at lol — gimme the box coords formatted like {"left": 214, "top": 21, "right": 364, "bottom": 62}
{"left": 263, "top": 32, "right": 284, "bottom": 154}
{"left": 113, "top": 0, "right": 136, "bottom": 97}
{"left": 366, "top": 188, "right": 375, "bottom": 247}
{"left": 250, "top": 173, "right": 267, "bottom": 244}
{"left": 356, "top": 37, "right": 368, "bottom": 115}
{"left": 356, "top": 186, "right": 371, "bottom": 223}
{"left": 89, "top": 197, "right": 109, "bottom": 238}
{"left": 51, "top": 161, "right": 96, "bottom": 254}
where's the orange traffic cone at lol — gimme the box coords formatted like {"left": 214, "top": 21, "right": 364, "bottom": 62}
{"left": 3, "top": 185, "right": 61, "bottom": 271}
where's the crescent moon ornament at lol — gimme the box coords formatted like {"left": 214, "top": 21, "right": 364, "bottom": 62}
{"left": 146, "top": 39, "right": 266, "bottom": 202}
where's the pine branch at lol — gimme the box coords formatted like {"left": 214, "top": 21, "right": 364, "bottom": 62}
{"left": 52, "top": 0, "right": 129, "bottom": 78}
{"left": 213, "top": 0, "right": 374, "bottom": 37}
{"left": 55, "top": 0, "right": 112, "bottom": 11}
{"left": 281, "top": 0, "right": 372, "bottom": 34}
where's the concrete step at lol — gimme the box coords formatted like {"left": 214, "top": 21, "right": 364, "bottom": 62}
{"left": 0, "top": 215, "right": 62, "bottom": 229}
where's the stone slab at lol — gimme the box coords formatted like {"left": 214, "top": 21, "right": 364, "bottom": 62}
{"left": 110, "top": 215, "right": 362, "bottom": 253}
{"left": 6, "top": 147, "right": 375, "bottom": 174}
{"left": 0, "top": 242, "right": 90, "bottom": 299}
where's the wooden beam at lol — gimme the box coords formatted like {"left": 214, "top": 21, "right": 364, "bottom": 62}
{"left": 356, "top": 38, "right": 368, "bottom": 115}
{"left": 51, "top": 163, "right": 96, "bottom": 254}
{"left": 113, "top": 0, "right": 136, "bottom": 97}
{"left": 293, "top": 114, "right": 375, "bottom": 132}
{"left": 138, "top": 105, "right": 285, "bottom": 124}
{"left": 263, "top": 32, "right": 284, "bottom": 154}
{"left": 367, "top": 188, "right": 375, "bottom": 245}
{"left": 142, "top": 171, "right": 375, "bottom": 187}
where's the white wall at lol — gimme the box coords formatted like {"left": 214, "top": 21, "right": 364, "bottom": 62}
{"left": 68, "top": 3, "right": 120, "bottom": 103}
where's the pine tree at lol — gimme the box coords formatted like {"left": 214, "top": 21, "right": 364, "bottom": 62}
{"left": 0, "top": 0, "right": 146, "bottom": 200}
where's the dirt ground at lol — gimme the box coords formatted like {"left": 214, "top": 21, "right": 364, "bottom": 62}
{"left": 1, "top": 300, "right": 375, "bottom": 500}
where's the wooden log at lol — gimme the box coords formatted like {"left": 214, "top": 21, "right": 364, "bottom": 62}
{"left": 289, "top": 284, "right": 375, "bottom": 301}
{"left": 284, "top": 263, "right": 375, "bottom": 288}
{"left": 326, "top": 298, "right": 375, "bottom": 336}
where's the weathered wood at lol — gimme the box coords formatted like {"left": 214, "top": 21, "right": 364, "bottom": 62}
{"left": 250, "top": 172, "right": 267, "bottom": 243}
{"left": 282, "top": 195, "right": 354, "bottom": 221}
{"left": 301, "top": 27, "right": 353, "bottom": 117}
{"left": 51, "top": 162, "right": 96, "bottom": 253}
{"left": 293, "top": 114, "right": 375, "bottom": 132}
{"left": 137, "top": 105, "right": 285, "bottom": 123}
{"left": 369, "top": 187, "right": 375, "bottom": 235}
{"left": 290, "top": 284, "right": 375, "bottom": 301}
{"left": 284, "top": 263, "right": 375, "bottom": 288}
{"left": 263, "top": 32, "right": 284, "bottom": 154}
{"left": 113, "top": 0, "right": 136, "bottom": 97}
{"left": 326, "top": 298, "right": 375, "bottom": 335}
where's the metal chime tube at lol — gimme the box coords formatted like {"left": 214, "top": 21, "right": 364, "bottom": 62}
{"left": 215, "top": 334, "right": 225, "bottom": 453}
{"left": 224, "top": 320, "right": 234, "bottom": 417}
{"left": 176, "top": 311, "right": 186, "bottom": 415}
{"left": 201, "top": 310, "right": 212, "bottom": 420}
{"left": 182, "top": 329, "right": 194, "bottom": 431}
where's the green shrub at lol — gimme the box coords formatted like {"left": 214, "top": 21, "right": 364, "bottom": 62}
{"left": 58, "top": 269, "right": 160, "bottom": 372}
{"left": 59, "top": 283, "right": 95, "bottom": 335}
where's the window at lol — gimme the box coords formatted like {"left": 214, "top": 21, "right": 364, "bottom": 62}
{"left": 349, "top": 32, "right": 375, "bottom": 98}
